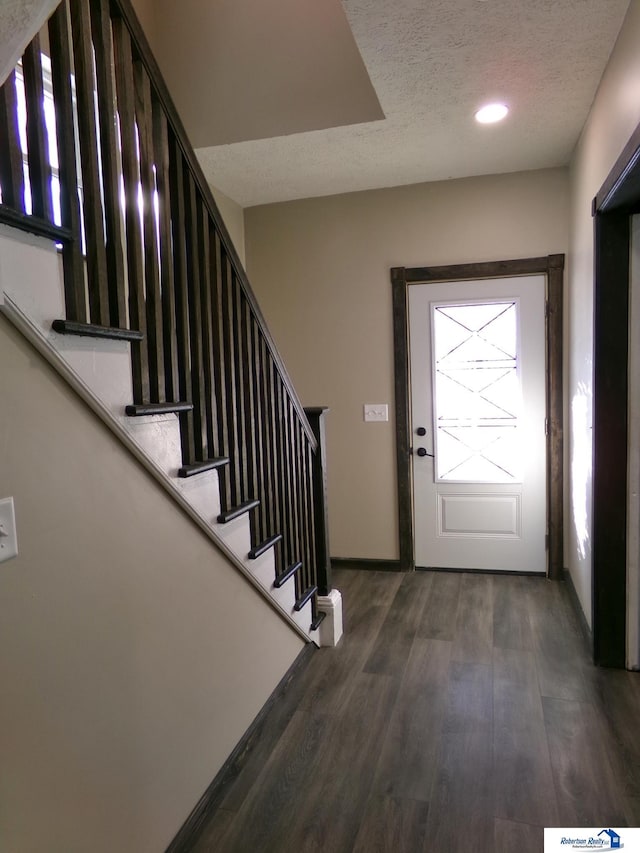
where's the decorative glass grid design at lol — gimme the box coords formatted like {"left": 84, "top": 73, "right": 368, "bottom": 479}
{"left": 432, "top": 300, "right": 521, "bottom": 482}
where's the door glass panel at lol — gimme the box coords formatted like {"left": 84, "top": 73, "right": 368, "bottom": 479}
{"left": 432, "top": 300, "right": 521, "bottom": 482}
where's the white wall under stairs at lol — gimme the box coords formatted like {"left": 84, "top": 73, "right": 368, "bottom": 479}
{"left": 0, "top": 223, "right": 325, "bottom": 643}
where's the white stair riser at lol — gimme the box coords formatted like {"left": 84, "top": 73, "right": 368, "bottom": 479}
{"left": 248, "top": 550, "right": 279, "bottom": 590}
{"left": 57, "top": 337, "right": 134, "bottom": 413}
{"left": 176, "top": 470, "right": 222, "bottom": 520}
{"left": 213, "top": 514, "right": 252, "bottom": 560}
{"left": 0, "top": 226, "right": 64, "bottom": 325}
{"left": 120, "top": 413, "right": 183, "bottom": 475}
{"left": 0, "top": 227, "right": 135, "bottom": 412}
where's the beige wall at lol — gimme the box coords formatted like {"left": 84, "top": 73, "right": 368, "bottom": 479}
{"left": 246, "top": 168, "right": 569, "bottom": 561}
{"left": 212, "top": 184, "right": 246, "bottom": 266}
{"left": 130, "top": 0, "right": 157, "bottom": 54}
{"left": 567, "top": 0, "right": 640, "bottom": 627}
{"left": 0, "top": 316, "right": 302, "bottom": 852}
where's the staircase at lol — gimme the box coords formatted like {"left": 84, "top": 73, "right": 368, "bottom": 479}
{"left": 0, "top": 0, "right": 341, "bottom": 646}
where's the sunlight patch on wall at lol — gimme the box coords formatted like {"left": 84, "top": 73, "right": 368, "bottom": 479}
{"left": 571, "top": 382, "right": 592, "bottom": 561}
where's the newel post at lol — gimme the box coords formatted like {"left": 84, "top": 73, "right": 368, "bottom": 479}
{"left": 305, "top": 406, "right": 343, "bottom": 646}
{"left": 305, "top": 406, "right": 332, "bottom": 595}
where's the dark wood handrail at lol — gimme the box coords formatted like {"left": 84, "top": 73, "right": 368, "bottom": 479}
{"left": 0, "top": 0, "right": 331, "bottom": 614}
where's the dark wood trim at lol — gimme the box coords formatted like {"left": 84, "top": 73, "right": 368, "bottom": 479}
{"left": 48, "top": 0, "right": 86, "bottom": 322}
{"left": 165, "top": 643, "right": 316, "bottom": 853}
{"left": 294, "top": 585, "right": 317, "bottom": 612}
{"left": 0, "top": 70, "right": 26, "bottom": 214}
{"left": 125, "top": 401, "right": 193, "bottom": 416}
{"left": 217, "top": 498, "right": 260, "bottom": 525}
{"left": 153, "top": 106, "right": 179, "bottom": 403}
{"left": 331, "top": 557, "right": 403, "bottom": 572}
{"left": 310, "top": 610, "right": 327, "bottom": 631}
{"left": 51, "top": 319, "right": 144, "bottom": 341}
{"left": 22, "top": 36, "right": 54, "bottom": 223}
{"left": 248, "top": 533, "right": 283, "bottom": 560}
{"left": 391, "top": 268, "right": 414, "bottom": 572}
{"left": 90, "top": 0, "right": 127, "bottom": 328}
{"left": 305, "top": 407, "right": 333, "bottom": 595}
{"left": 404, "top": 256, "right": 553, "bottom": 283}
{"left": 168, "top": 138, "right": 195, "bottom": 464}
{"left": 416, "top": 565, "right": 547, "bottom": 577}
{"left": 391, "top": 256, "right": 564, "bottom": 581}
{"left": 69, "top": 0, "right": 110, "bottom": 326}
{"left": 0, "top": 204, "right": 73, "bottom": 243}
{"left": 112, "top": 15, "right": 149, "bottom": 400}
{"left": 134, "top": 57, "right": 165, "bottom": 403}
{"left": 178, "top": 457, "right": 230, "bottom": 479}
{"left": 592, "top": 210, "right": 630, "bottom": 667}
{"left": 546, "top": 254, "right": 565, "bottom": 581}
{"left": 595, "top": 120, "right": 640, "bottom": 213}
{"left": 591, "top": 118, "right": 640, "bottom": 668}
{"left": 274, "top": 560, "right": 302, "bottom": 589}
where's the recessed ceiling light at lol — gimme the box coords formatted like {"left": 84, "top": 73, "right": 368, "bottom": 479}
{"left": 475, "top": 103, "right": 509, "bottom": 124}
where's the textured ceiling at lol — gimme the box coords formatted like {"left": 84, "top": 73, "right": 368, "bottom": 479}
{"left": 0, "top": 0, "right": 57, "bottom": 87}
{"left": 169, "top": 0, "right": 631, "bottom": 207}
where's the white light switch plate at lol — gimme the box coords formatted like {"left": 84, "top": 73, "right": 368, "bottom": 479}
{"left": 0, "top": 497, "right": 18, "bottom": 563}
{"left": 364, "top": 404, "right": 389, "bottom": 422}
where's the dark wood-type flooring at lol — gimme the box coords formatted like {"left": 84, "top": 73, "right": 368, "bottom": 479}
{"left": 190, "top": 570, "right": 640, "bottom": 852}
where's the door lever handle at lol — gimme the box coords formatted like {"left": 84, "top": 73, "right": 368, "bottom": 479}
{"left": 416, "top": 447, "right": 434, "bottom": 458}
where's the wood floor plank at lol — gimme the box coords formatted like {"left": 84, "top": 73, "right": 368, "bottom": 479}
{"left": 443, "top": 660, "right": 493, "bottom": 735}
{"left": 543, "top": 695, "right": 631, "bottom": 826}
{"left": 493, "top": 575, "right": 536, "bottom": 651}
{"left": 191, "top": 807, "right": 235, "bottom": 852}
{"left": 283, "top": 671, "right": 401, "bottom": 853}
{"left": 364, "top": 572, "right": 432, "bottom": 675}
{"left": 528, "top": 580, "right": 588, "bottom": 701}
{"left": 494, "top": 818, "right": 542, "bottom": 853}
{"left": 185, "top": 570, "right": 640, "bottom": 852}
{"left": 330, "top": 567, "right": 364, "bottom": 600}
{"left": 416, "top": 570, "right": 461, "bottom": 640}
{"left": 296, "top": 572, "right": 402, "bottom": 717}
{"left": 216, "top": 708, "right": 331, "bottom": 853}
{"left": 352, "top": 795, "right": 429, "bottom": 853}
{"left": 423, "top": 731, "right": 494, "bottom": 853}
{"left": 451, "top": 573, "right": 494, "bottom": 664}
{"left": 218, "top": 650, "right": 320, "bottom": 812}
{"left": 371, "top": 637, "right": 451, "bottom": 801}
{"left": 493, "top": 646, "right": 558, "bottom": 827}
{"left": 586, "top": 667, "right": 640, "bottom": 803}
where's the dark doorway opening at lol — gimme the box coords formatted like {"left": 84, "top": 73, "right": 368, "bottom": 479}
{"left": 593, "top": 121, "right": 640, "bottom": 667}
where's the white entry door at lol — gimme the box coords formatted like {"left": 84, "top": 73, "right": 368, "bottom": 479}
{"left": 409, "top": 276, "right": 547, "bottom": 573}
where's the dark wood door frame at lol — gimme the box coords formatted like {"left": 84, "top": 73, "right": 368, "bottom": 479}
{"left": 391, "top": 256, "right": 565, "bottom": 579}
{"left": 592, "top": 120, "right": 640, "bottom": 667}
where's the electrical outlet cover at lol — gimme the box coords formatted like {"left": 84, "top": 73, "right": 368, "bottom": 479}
{"left": 0, "top": 497, "right": 18, "bottom": 563}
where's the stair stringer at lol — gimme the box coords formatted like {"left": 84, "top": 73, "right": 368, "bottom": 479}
{"left": 0, "top": 225, "right": 321, "bottom": 644}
